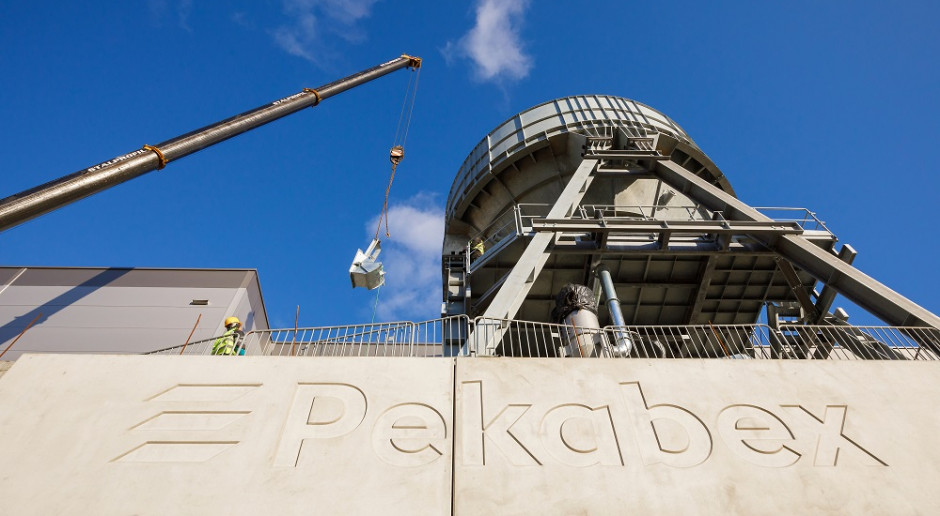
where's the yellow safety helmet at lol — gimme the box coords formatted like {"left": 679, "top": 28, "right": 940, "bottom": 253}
{"left": 224, "top": 316, "right": 241, "bottom": 328}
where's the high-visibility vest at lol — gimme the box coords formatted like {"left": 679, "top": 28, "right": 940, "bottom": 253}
{"left": 212, "top": 328, "right": 240, "bottom": 355}
{"left": 471, "top": 241, "right": 485, "bottom": 255}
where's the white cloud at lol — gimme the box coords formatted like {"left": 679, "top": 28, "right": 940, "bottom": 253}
{"left": 147, "top": 0, "right": 194, "bottom": 31}
{"left": 271, "top": 0, "right": 378, "bottom": 65}
{"left": 364, "top": 194, "right": 445, "bottom": 322}
{"left": 148, "top": 0, "right": 167, "bottom": 19}
{"left": 177, "top": 0, "right": 193, "bottom": 32}
{"left": 447, "top": 0, "right": 533, "bottom": 82}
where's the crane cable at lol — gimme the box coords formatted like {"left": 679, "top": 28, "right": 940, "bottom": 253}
{"left": 374, "top": 65, "right": 420, "bottom": 240}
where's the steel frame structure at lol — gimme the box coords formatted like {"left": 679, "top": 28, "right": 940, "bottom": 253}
{"left": 442, "top": 95, "right": 939, "bottom": 358}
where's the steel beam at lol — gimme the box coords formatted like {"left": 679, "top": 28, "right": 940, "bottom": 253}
{"left": 685, "top": 256, "right": 717, "bottom": 323}
{"left": 593, "top": 170, "right": 657, "bottom": 178}
{"left": 654, "top": 159, "right": 940, "bottom": 328}
{"left": 582, "top": 150, "right": 667, "bottom": 160}
{"left": 814, "top": 244, "right": 857, "bottom": 322}
{"left": 531, "top": 218, "right": 804, "bottom": 236}
{"left": 774, "top": 257, "right": 819, "bottom": 321}
{"left": 479, "top": 159, "right": 598, "bottom": 322}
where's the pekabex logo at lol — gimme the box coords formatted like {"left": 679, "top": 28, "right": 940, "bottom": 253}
{"left": 273, "top": 383, "right": 447, "bottom": 468}
{"left": 117, "top": 382, "right": 448, "bottom": 468}
{"left": 459, "top": 380, "right": 886, "bottom": 468}
{"left": 118, "top": 379, "right": 885, "bottom": 468}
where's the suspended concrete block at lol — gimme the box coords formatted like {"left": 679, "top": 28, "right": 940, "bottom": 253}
{"left": 350, "top": 239, "right": 386, "bottom": 290}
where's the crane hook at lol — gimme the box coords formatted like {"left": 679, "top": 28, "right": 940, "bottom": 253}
{"left": 389, "top": 145, "right": 404, "bottom": 166}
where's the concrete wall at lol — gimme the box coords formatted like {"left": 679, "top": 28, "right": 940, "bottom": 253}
{"left": 0, "top": 355, "right": 937, "bottom": 515}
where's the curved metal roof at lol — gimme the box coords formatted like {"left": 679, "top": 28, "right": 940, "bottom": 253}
{"left": 446, "top": 94, "right": 731, "bottom": 221}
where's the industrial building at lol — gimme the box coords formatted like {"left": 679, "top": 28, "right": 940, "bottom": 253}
{"left": 1, "top": 58, "right": 938, "bottom": 514}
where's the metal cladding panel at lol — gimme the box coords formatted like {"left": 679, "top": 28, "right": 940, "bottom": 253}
{"left": 0, "top": 304, "right": 232, "bottom": 330}
{"left": 4, "top": 327, "right": 224, "bottom": 354}
{"left": 445, "top": 95, "right": 701, "bottom": 220}
{"left": 0, "top": 285, "right": 240, "bottom": 307}
{"left": 6, "top": 267, "right": 257, "bottom": 288}
{"left": 0, "top": 268, "right": 269, "bottom": 359}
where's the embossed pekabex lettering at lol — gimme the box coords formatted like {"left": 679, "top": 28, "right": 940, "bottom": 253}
{"left": 372, "top": 403, "right": 447, "bottom": 467}
{"left": 717, "top": 405, "right": 801, "bottom": 467}
{"left": 617, "top": 382, "right": 712, "bottom": 468}
{"left": 541, "top": 404, "right": 622, "bottom": 467}
{"left": 781, "top": 405, "right": 887, "bottom": 467}
{"left": 274, "top": 383, "right": 367, "bottom": 467}
{"left": 457, "top": 380, "right": 882, "bottom": 469}
{"left": 126, "top": 379, "right": 885, "bottom": 469}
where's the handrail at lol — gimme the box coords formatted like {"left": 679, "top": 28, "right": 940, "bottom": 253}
{"left": 141, "top": 318, "right": 940, "bottom": 360}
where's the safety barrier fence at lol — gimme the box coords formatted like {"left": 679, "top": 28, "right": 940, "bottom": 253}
{"left": 145, "top": 318, "right": 940, "bottom": 360}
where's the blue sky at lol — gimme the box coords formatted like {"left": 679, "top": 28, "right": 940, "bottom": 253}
{"left": 2, "top": 1, "right": 938, "bottom": 328}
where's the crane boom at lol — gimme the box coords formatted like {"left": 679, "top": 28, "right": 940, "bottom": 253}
{"left": 0, "top": 54, "right": 422, "bottom": 232}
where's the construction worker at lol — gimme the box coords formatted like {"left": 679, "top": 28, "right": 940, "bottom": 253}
{"left": 212, "top": 316, "right": 245, "bottom": 356}
{"left": 469, "top": 237, "right": 485, "bottom": 262}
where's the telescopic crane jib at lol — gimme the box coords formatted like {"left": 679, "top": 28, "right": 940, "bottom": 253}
{"left": 0, "top": 54, "right": 423, "bottom": 233}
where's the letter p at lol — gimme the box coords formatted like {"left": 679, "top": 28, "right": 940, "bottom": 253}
{"left": 275, "top": 383, "right": 367, "bottom": 467}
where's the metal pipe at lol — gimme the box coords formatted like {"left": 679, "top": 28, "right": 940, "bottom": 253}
{"left": 0, "top": 54, "right": 421, "bottom": 232}
{"left": 595, "top": 264, "right": 633, "bottom": 356}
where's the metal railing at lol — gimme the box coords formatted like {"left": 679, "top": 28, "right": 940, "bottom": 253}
{"left": 471, "top": 319, "right": 939, "bottom": 360}
{"left": 771, "top": 325, "right": 940, "bottom": 360}
{"left": 466, "top": 206, "right": 527, "bottom": 270}
{"left": 472, "top": 317, "right": 609, "bottom": 357}
{"left": 144, "top": 318, "right": 940, "bottom": 361}
{"left": 470, "top": 321, "right": 774, "bottom": 358}
{"left": 146, "top": 334, "right": 235, "bottom": 356}
{"left": 244, "top": 322, "right": 413, "bottom": 357}
{"left": 604, "top": 324, "right": 771, "bottom": 359}
{"left": 204, "top": 316, "right": 473, "bottom": 358}
{"left": 502, "top": 203, "right": 830, "bottom": 234}
{"left": 461, "top": 204, "right": 834, "bottom": 267}
{"left": 579, "top": 204, "right": 710, "bottom": 222}
{"left": 753, "top": 207, "right": 831, "bottom": 233}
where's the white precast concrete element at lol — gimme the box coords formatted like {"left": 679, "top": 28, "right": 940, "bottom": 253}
{"left": 349, "top": 238, "right": 386, "bottom": 290}
{"left": 0, "top": 355, "right": 453, "bottom": 516}
{"left": 453, "top": 358, "right": 940, "bottom": 514}
{"left": 1, "top": 355, "right": 939, "bottom": 513}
